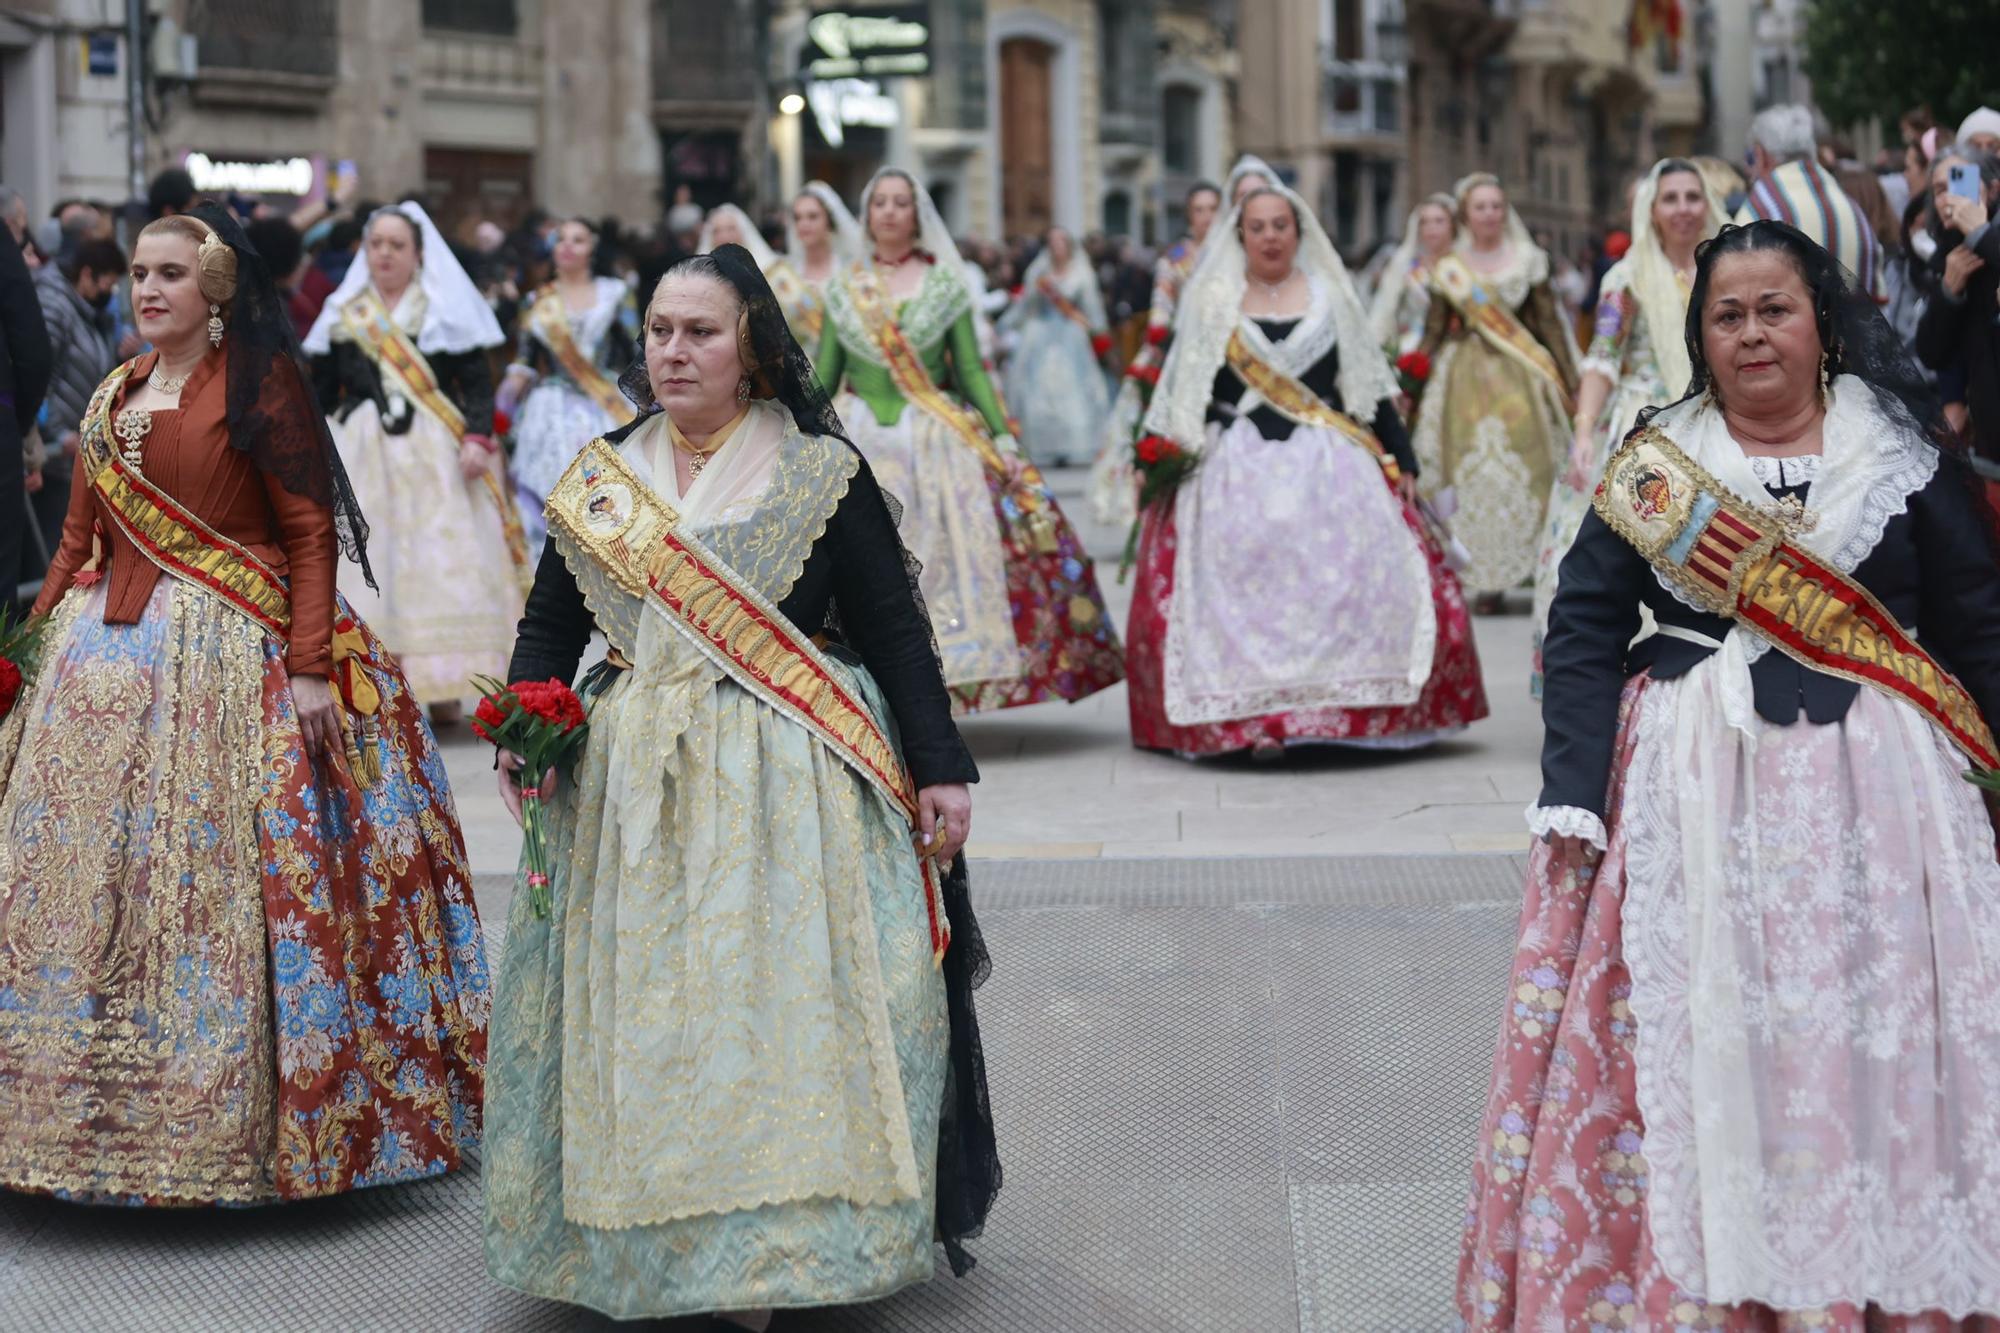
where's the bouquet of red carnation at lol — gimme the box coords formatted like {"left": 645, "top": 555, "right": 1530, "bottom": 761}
{"left": 1120, "top": 433, "right": 1203, "bottom": 574}
{"left": 1394, "top": 348, "right": 1432, "bottom": 400}
{"left": 1124, "top": 362, "right": 1162, "bottom": 388}
{"left": 0, "top": 608, "right": 50, "bottom": 724}
{"left": 1145, "top": 324, "right": 1171, "bottom": 347}
{"left": 472, "top": 675, "right": 591, "bottom": 918}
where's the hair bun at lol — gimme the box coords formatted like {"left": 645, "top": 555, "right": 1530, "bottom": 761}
{"left": 196, "top": 231, "right": 239, "bottom": 306}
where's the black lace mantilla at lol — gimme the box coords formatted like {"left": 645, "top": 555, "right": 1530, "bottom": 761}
{"left": 196, "top": 204, "right": 375, "bottom": 586}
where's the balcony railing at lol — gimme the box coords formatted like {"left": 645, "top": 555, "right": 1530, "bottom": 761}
{"left": 1324, "top": 60, "right": 1403, "bottom": 138}
{"left": 188, "top": 0, "right": 337, "bottom": 80}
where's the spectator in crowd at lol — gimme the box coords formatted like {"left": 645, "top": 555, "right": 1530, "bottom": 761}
{"left": 1915, "top": 147, "right": 2000, "bottom": 460}
{"left": 1737, "top": 103, "right": 1886, "bottom": 302}
{"left": 146, "top": 166, "right": 196, "bottom": 220}
{"left": 31, "top": 236, "right": 124, "bottom": 545}
{"left": 0, "top": 193, "right": 50, "bottom": 604}
{"left": 245, "top": 216, "right": 315, "bottom": 340}
{"left": 0, "top": 185, "right": 26, "bottom": 245}
{"left": 1959, "top": 107, "right": 2000, "bottom": 157}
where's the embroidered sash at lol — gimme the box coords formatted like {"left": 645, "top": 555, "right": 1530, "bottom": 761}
{"left": 843, "top": 262, "right": 1058, "bottom": 552}
{"left": 1223, "top": 328, "right": 1402, "bottom": 484}
{"left": 1429, "top": 252, "right": 1576, "bottom": 415}
{"left": 544, "top": 438, "right": 950, "bottom": 962}
{"left": 527, "top": 286, "right": 630, "bottom": 421}
{"left": 1597, "top": 427, "right": 1999, "bottom": 771}
{"left": 1036, "top": 275, "right": 1093, "bottom": 329}
{"left": 338, "top": 288, "right": 534, "bottom": 582}
{"left": 79, "top": 363, "right": 385, "bottom": 779}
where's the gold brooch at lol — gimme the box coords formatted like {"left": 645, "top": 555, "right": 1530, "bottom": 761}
{"left": 1761, "top": 493, "right": 1818, "bottom": 535}
{"left": 113, "top": 408, "right": 153, "bottom": 470}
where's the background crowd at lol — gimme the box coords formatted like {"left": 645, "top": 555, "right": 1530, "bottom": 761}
{"left": 5, "top": 97, "right": 1999, "bottom": 611}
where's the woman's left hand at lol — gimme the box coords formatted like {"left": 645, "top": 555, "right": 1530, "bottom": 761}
{"left": 292, "top": 673, "right": 344, "bottom": 767}
{"left": 460, "top": 438, "right": 494, "bottom": 481}
{"left": 1396, "top": 473, "right": 1418, "bottom": 504}
{"left": 918, "top": 783, "right": 973, "bottom": 864}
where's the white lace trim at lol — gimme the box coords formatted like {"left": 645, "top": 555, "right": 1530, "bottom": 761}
{"left": 1744, "top": 453, "right": 1823, "bottom": 487}
{"left": 825, "top": 260, "right": 971, "bottom": 370}
{"left": 1524, "top": 803, "right": 1607, "bottom": 851}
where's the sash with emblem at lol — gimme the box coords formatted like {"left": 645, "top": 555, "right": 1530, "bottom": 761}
{"left": 1596, "top": 427, "right": 1999, "bottom": 771}
{"left": 1223, "top": 328, "right": 1403, "bottom": 484}
{"left": 842, "top": 262, "right": 1059, "bottom": 553}
{"left": 338, "top": 288, "right": 534, "bottom": 581}
{"left": 77, "top": 361, "right": 385, "bottom": 779}
{"left": 544, "top": 435, "right": 951, "bottom": 962}
{"left": 1428, "top": 252, "right": 1576, "bottom": 416}
{"left": 525, "top": 285, "right": 632, "bottom": 422}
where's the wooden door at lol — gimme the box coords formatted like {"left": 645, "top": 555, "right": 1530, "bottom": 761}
{"left": 423, "top": 147, "right": 533, "bottom": 241}
{"left": 999, "top": 37, "right": 1053, "bottom": 239}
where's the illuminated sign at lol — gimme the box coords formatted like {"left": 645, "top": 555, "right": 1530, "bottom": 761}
{"left": 803, "top": 5, "right": 930, "bottom": 79}
{"left": 806, "top": 78, "right": 899, "bottom": 149}
{"left": 183, "top": 152, "right": 317, "bottom": 197}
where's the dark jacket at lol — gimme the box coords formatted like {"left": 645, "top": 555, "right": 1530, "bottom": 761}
{"left": 506, "top": 417, "right": 979, "bottom": 791}
{"left": 310, "top": 339, "right": 496, "bottom": 438}
{"left": 33, "top": 264, "right": 117, "bottom": 447}
{"left": 1206, "top": 317, "right": 1416, "bottom": 475}
{"left": 2, "top": 238, "right": 53, "bottom": 597}
{"left": 1915, "top": 220, "right": 2000, "bottom": 461}
{"left": 1538, "top": 459, "right": 2000, "bottom": 819}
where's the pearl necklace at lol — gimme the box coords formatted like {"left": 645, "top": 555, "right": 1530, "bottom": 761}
{"left": 1251, "top": 267, "right": 1299, "bottom": 303}
{"left": 148, "top": 367, "right": 193, "bottom": 395}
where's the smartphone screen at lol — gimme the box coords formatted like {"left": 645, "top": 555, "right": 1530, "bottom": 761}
{"left": 1949, "top": 163, "right": 1981, "bottom": 200}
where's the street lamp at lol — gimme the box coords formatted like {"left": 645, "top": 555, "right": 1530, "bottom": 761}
{"left": 778, "top": 92, "right": 806, "bottom": 116}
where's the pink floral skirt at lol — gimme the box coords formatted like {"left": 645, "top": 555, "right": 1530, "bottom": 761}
{"left": 1457, "top": 674, "right": 2000, "bottom": 1331}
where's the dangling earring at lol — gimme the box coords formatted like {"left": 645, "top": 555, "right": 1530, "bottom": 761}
{"left": 736, "top": 375, "right": 751, "bottom": 403}
{"left": 1819, "top": 349, "right": 1832, "bottom": 406}
{"left": 207, "top": 303, "right": 224, "bottom": 347}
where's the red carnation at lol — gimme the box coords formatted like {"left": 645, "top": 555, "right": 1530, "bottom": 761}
{"left": 1091, "top": 332, "right": 1113, "bottom": 359}
{"left": 0, "top": 657, "right": 19, "bottom": 722}
{"left": 493, "top": 406, "right": 512, "bottom": 438}
{"left": 1146, "top": 325, "right": 1170, "bottom": 347}
{"left": 471, "top": 694, "right": 510, "bottom": 743}
{"left": 1395, "top": 350, "right": 1432, "bottom": 382}
{"left": 1136, "top": 434, "right": 1180, "bottom": 466}
{"left": 1126, "top": 363, "right": 1161, "bottom": 387}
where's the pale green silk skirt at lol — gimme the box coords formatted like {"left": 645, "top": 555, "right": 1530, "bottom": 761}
{"left": 482, "top": 656, "right": 949, "bottom": 1320}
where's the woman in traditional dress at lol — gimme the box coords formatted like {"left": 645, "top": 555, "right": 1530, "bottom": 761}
{"left": 497, "top": 218, "right": 638, "bottom": 552}
{"left": 1001, "top": 226, "right": 1112, "bottom": 468}
{"left": 1225, "top": 153, "right": 1280, "bottom": 205}
{"left": 1089, "top": 180, "right": 1221, "bottom": 527}
{"left": 481, "top": 245, "right": 998, "bottom": 1325}
{"left": 814, "top": 168, "right": 1122, "bottom": 713}
{"left": 784, "top": 181, "right": 862, "bottom": 354}
{"left": 1460, "top": 220, "right": 2000, "bottom": 1329}
{"left": 1528, "top": 159, "right": 1726, "bottom": 693}
{"left": 700, "top": 203, "right": 817, "bottom": 352}
{"left": 304, "top": 202, "right": 529, "bottom": 715}
{"left": 1367, "top": 192, "right": 1457, "bottom": 356}
{"left": 1126, "top": 184, "right": 1489, "bottom": 758}
{"left": 1411, "top": 173, "right": 1580, "bottom": 613}
{"left": 0, "top": 206, "right": 489, "bottom": 1205}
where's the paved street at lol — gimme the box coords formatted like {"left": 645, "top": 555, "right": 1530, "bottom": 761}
{"left": 0, "top": 468, "right": 1543, "bottom": 1331}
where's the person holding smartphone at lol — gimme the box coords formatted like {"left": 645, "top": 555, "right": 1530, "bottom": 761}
{"left": 1915, "top": 147, "right": 2000, "bottom": 460}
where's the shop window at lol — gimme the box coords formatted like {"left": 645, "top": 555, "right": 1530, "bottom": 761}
{"left": 1162, "top": 85, "right": 1201, "bottom": 176}
{"left": 422, "top": 0, "right": 518, "bottom": 35}
{"left": 189, "top": 0, "right": 336, "bottom": 76}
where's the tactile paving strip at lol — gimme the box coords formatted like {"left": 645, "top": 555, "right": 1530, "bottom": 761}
{"left": 0, "top": 855, "right": 1521, "bottom": 1332}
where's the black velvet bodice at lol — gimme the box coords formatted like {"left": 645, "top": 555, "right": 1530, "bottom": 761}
{"left": 311, "top": 340, "right": 496, "bottom": 438}
{"left": 506, "top": 419, "right": 978, "bottom": 790}
{"left": 1204, "top": 318, "right": 1417, "bottom": 475}
{"left": 1538, "top": 461, "right": 2000, "bottom": 818}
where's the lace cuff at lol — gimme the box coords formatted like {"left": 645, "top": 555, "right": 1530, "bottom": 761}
{"left": 1525, "top": 803, "right": 1608, "bottom": 852}
{"left": 1577, "top": 354, "right": 1621, "bottom": 383}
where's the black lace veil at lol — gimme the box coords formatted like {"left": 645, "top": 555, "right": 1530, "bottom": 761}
{"left": 620, "top": 241, "right": 1001, "bottom": 1271}
{"left": 191, "top": 203, "right": 375, "bottom": 586}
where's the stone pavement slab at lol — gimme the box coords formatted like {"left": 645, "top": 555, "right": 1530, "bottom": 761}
{"left": 0, "top": 854, "right": 1525, "bottom": 1332}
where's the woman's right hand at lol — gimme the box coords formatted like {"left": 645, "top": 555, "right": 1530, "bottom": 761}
{"left": 1544, "top": 834, "right": 1598, "bottom": 878}
{"left": 1564, "top": 426, "right": 1596, "bottom": 490}
{"left": 497, "top": 750, "right": 557, "bottom": 827}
